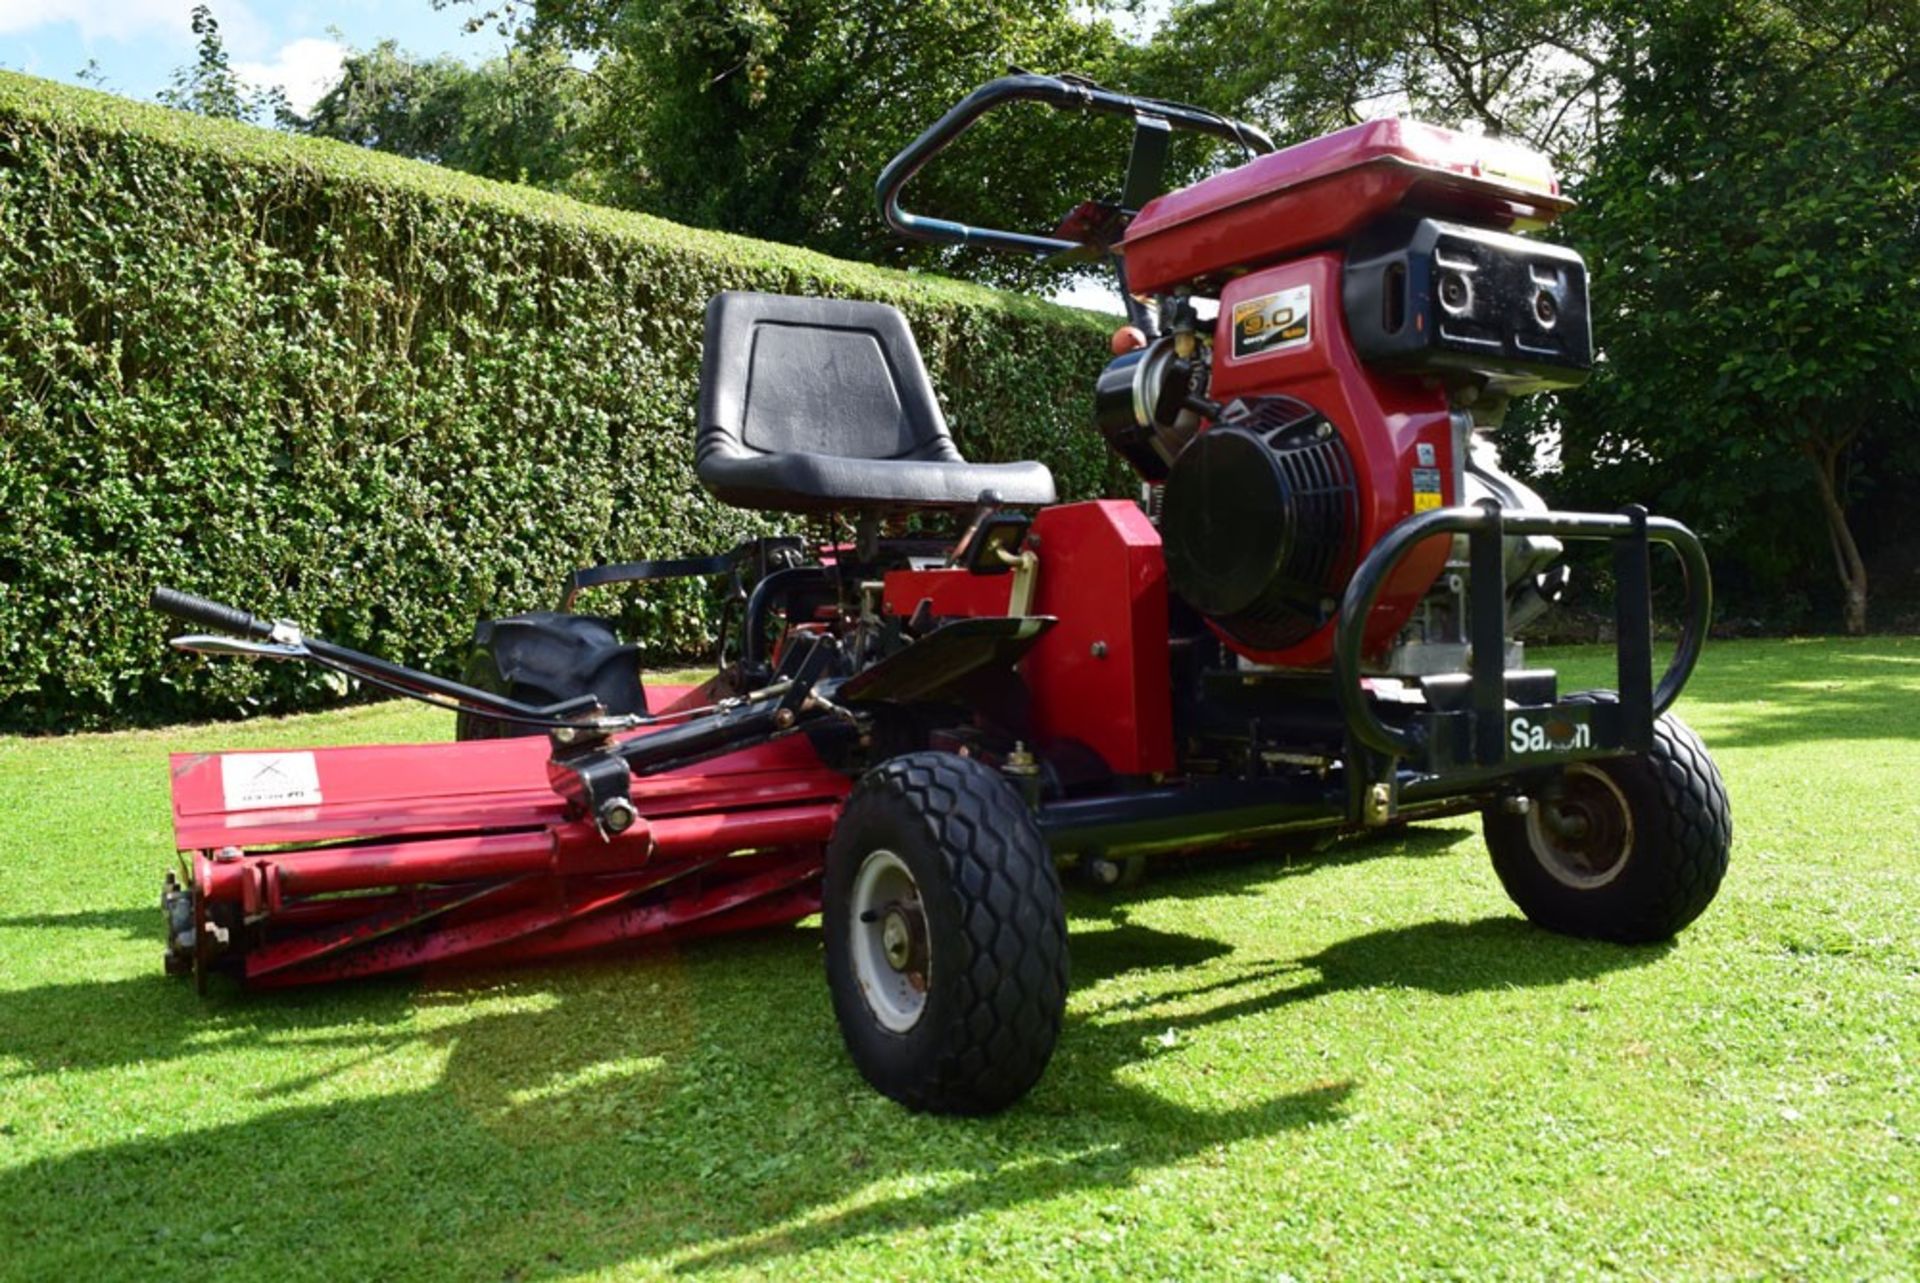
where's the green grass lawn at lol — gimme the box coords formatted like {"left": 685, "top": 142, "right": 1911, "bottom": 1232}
{"left": 2, "top": 639, "right": 1916, "bottom": 1280}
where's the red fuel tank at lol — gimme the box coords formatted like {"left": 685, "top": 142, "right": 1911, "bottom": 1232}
{"left": 1121, "top": 119, "right": 1570, "bottom": 295}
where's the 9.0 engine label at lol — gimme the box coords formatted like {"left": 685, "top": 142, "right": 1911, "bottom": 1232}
{"left": 1230, "top": 285, "right": 1311, "bottom": 359}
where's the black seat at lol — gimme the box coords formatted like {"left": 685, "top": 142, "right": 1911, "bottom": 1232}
{"left": 695, "top": 291, "right": 1057, "bottom": 513}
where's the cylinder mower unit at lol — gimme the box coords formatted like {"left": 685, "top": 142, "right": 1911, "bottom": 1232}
{"left": 148, "top": 73, "right": 1730, "bottom": 1118}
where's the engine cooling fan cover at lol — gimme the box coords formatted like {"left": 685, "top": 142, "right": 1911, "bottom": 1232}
{"left": 1161, "top": 396, "right": 1360, "bottom": 652}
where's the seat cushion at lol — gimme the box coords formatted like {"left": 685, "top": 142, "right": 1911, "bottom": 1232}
{"left": 697, "top": 450, "right": 1058, "bottom": 512}
{"left": 696, "top": 291, "right": 1057, "bottom": 512}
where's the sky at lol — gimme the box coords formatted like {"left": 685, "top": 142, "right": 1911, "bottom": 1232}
{"left": 0, "top": 0, "right": 503, "bottom": 114}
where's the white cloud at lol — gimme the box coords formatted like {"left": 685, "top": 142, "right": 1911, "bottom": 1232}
{"left": 0, "top": 0, "right": 191, "bottom": 41}
{"left": 235, "top": 36, "right": 342, "bottom": 115}
{"left": 0, "top": 0, "right": 269, "bottom": 55}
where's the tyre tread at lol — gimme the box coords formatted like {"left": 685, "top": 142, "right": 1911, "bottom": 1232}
{"left": 830, "top": 751, "right": 1068, "bottom": 1114}
{"left": 1486, "top": 691, "right": 1731, "bottom": 942}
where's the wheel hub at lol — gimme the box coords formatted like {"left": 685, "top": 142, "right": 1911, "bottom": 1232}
{"left": 1527, "top": 764, "right": 1634, "bottom": 889}
{"left": 879, "top": 905, "right": 926, "bottom": 977}
{"left": 849, "top": 849, "right": 933, "bottom": 1031}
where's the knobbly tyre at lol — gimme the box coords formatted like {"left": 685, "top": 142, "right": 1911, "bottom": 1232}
{"left": 153, "top": 74, "right": 1731, "bottom": 1114}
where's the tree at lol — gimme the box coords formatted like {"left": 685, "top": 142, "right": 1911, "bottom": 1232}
{"left": 1562, "top": 0, "right": 1919, "bottom": 633}
{"left": 301, "top": 39, "right": 594, "bottom": 192}
{"left": 1133, "top": 0, "right": 1618, "bottom": 162}
{"left": 523, "top": 0, "right": 1144, "bottom": 287}
{"left": 158, "top": 4, "right": 291, "bottom": 126}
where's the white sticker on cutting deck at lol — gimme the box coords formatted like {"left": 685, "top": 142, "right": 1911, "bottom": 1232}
{"left": 220, "top": 751, "right": 322, "bottom": 811}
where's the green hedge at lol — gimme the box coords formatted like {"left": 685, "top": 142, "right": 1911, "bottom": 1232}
{"left": 0, "top": 73, "right": 1121, "bottom": 730}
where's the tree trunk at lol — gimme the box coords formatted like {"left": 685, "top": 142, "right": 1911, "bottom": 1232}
{"left": 1805, "top": 437, "right": 1867, "bottom": 635}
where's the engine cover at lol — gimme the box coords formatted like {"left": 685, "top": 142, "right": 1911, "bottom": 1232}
{"left": 1161, "top": 397, "right": 1359, "bottom": 652}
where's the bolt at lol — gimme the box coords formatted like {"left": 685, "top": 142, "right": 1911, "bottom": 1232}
{"left": 1502, "top": 795, "right": 1533, "bottom": 815}
{"left": 774, "top": 708, "right": 795, "bottom": 730}
{"left": 1090, "top": 641, "right": 1109, "bottom": 659}
{"left": 1439, "top": 270, "right": 1472, "bottom": 312}
{"left": 1533, "top": 290, "right": 1558, "bottom": 327}
{"left": 597, "top": 796, "right": 638, "bottom": 835}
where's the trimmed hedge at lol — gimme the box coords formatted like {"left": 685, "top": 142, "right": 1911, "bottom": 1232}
{"left": 0, "top": 73, "right": 1122, "bottom": 730}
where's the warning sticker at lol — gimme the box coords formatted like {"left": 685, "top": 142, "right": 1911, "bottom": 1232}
{"left": 1411, "top": 466, "right": 1444, "bottom": 513}
{"left": 1230, "top": 285, "right": 1312, "bottom": 360}
{"left": 220, "top": 752, "right": 322, "bottom": 812}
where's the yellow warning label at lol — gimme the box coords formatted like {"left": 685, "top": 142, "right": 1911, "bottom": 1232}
{"left": 1413, "top": 492, "right": 1443, "bottom": 513}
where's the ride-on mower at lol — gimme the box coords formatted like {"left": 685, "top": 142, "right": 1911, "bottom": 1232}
{"left": 152, "top": 74, "right": 1731, "bottom": 1114}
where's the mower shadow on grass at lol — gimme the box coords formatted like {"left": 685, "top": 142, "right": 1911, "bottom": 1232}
{"left": 669, "top": 913, "right": 1666, "bottom": 1276}
{"left": 0, "top": 905, "right": 1662, "bottom": 1279}
{"left": 1065, "top": 820, "right": 1480, "bottom": 910}
{"left": 0, "top": 906, "right": 156, "bottom": 939}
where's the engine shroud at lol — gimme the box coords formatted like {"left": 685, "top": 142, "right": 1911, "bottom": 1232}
{"left": 1161, "top": 397, "right": 1359, "bottom": 652}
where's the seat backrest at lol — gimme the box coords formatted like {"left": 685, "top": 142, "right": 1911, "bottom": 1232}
{"left": 697, "top": 291, "right": 963, "bottom": 469}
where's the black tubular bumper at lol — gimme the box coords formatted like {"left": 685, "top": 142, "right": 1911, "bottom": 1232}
{"left": 1333, "top": 500, "right": 1711, "bottom": 769}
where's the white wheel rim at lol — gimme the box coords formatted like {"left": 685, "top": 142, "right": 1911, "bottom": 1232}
{"left": 1526, "top": 763, "right": 1635, "bottom": 890}
{"left": 849, "top": 848, "right": 930, "bottom": 1033}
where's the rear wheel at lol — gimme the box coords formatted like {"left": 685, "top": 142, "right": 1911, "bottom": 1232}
{"left": 1484, "top": 697, "right": 1731, "bottom": 942}
{"left": 824, "top": 751, "right": 1068, "bottom": 1114}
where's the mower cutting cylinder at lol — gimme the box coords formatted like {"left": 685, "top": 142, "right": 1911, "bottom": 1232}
{"left": 163, "top": 722, "right": 855, "bottom": 988}
{"left": 193, "top": 802, "right": 839, "bottom": 911}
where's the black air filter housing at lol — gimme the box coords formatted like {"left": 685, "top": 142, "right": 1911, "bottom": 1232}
{"left": 1343, "top": 215, "right": 1592, "bottom": 393}
{"left": 1161, "top": 397, "right": 1359, "bottom": 653}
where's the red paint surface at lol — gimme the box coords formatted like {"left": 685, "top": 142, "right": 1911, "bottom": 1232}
{"left": 1204, "top": 255, "right": 1455, "bottom": 667}
{"left": 1024, "top": 501, "right": 1174, "bottom": 775}
{"left": 881, "top": 566, "right": 1014, "bottom": 618}
{"left": 169, "top": 680, "right": 850, "bottom": 985}
{"left": 1122, "top": 118, "right": 1569, "bottom": 293}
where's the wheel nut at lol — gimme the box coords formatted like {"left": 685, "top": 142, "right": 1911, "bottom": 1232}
{"left": 882, "top": 912, "right": 912, "bottom": 970}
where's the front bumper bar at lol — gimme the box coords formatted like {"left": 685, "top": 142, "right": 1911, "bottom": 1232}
{"left": 1333, "top": 500, "right": 1711, "bottom": 769}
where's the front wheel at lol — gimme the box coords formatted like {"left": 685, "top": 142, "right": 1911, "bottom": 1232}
{"left": 1484, "top": 700, "right": 1731, "bottom": 942}
{"left": 823, "top": 752, "right": 1069, "bottom": 1114}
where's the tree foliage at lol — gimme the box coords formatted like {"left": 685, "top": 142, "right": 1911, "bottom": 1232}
{"left": 158, "top": 4, "right": 291, "bottom": 126}
{"left": 303, "top": 39, "right": 595, "bottom": 193}
{"left": 1559, "top": 0, "right": 1919, "bottom": 634}
{"left": 1136, "top": 0, "right": 1619, "bottom": 162}
{"left": 524, "top": 0, "right": 1153, "bottom": 288}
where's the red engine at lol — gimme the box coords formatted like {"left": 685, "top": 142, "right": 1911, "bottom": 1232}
{"left": 1097, "top": 119, "right": 1591, "bottom": 669}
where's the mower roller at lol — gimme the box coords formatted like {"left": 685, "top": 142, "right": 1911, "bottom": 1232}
{"left": 152, "top": 74, "right": 1731, "bottom": 1114}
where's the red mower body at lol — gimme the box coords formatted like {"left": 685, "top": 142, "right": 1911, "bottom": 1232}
{"left": 1117, "top": 119, "right": 1573, "bottom": 669}
{"left": 1121, "top": 118, "right": 1571, "bottom": 295}
{"left": 167, "top": 687, "right": 850, "bottom": 988}
{"left": 145, "top": 79, "right": 1720, "bottom": 1105}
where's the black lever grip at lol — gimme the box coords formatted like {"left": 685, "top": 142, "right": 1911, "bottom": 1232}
{"left": 150, "top": 587, "right": 275, "bottom": 639}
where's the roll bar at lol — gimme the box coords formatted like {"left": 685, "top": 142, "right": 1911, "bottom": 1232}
{"left": 875, "top": 73, "right": 1274, "bottom": 257}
